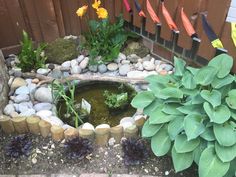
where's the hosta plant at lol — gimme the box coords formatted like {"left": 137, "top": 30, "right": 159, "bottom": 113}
{"left": 131, "top": 54, "right": 236, "bottom": 177}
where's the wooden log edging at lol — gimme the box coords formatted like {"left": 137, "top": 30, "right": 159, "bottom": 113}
{"left": 0, "top": 115, "right": 146, "bottom": 146}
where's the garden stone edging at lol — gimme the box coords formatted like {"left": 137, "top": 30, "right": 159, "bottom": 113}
{"left": 0, "top": 52, "right": 174, "bottom": 146}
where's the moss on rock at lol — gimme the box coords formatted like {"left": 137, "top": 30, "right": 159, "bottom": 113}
{"left": 45, "top": 38, "right": 79, "bottom": 64}
{"left": 123, "top": 41, "right": 149, "bottom": 58}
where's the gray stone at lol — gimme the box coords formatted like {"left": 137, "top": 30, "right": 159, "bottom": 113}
{"left": 60, "top": 66, "right": 70, "bottom": 72}
{"left": 3, "top": 104, "right": 15, "bottom": 115}
{"left": 14, "top": 70, "right": 22, "bottom": 77}
{"left": 48, "top": 64, "right": 55, "bottom": 70}
{"left": 36, "top": 110, "right": 53, "bottom": 119}
{"left": 34, "top": 102, "right": 52, "bottom": 111}
{"left": 127, "top": 54, "right": 140, "bottom": 63}
{"left": 42, "top": 116, "right": 64, "bottom": 126}
{"left": 61, "top": 61, "right": 71, "bottom": 68}
{"left": 161, "top": 63, "right": 173, "bottom": 71}
{"left": 63, "top": 72, "right": 70, "bottom": 77}
{"left": 121, "top": 60, "right": 130, "bottom": 64}
{"left": 37, "top": 68, "right": 50, "bottom": 75}
{"left": 134, "top": 62, "right": 144, "bottom": 71}
{"left": 127, "top": 71, "right": 146, "bottom": 79}
{"left": 142, "top": 54, "right": 152, "bottom": 61}
{"left": 82, "top": 122, "right": 95, "bottom": 131}
{"left": 34, "top": 87, "right": 53, "bottom": 103}
{"left": 18, "top": 102, "right": 33, "bottom": 113}
{"left": 77, "top": 55, "right": 85, "bottom": 63}
{"left": 107, "top": 63, "right": 118, "bottom": 71}
{"left": 15, "top": 86, "right": 29, "bottom": 95}
{"left": 70, "top": 59, "right": 78, "bottom": 67}
{"left": 155, "top": 60, "right": 162, "bottom": 65}
{"left": 28, "top": 83, "right": 37, "bottom": 93}
{"left": 20, "top": 108, "right": 36, "bottom": 116}
{"left": 118, "top": 53, "right": 126, "bottom": 60}
{"left": 120, "top": 117, "right": 135, "bottom": 129}
{"left": 143, "top": 60, "right": 155, "bottom": 71}
{"left": 88, "top": 65, "right": 98, "bottom": 72}
{"left": 95, "top": 124, "right": 110, "bottom": 129}
{"left": 98, "top": 64, "right": 107, "bottom": 73}
{"left": 79, "top": 57, "right": 89, "bottom": 69}
{"left": 14, "top": 94, "right": 30, "bottom": 103}
{"left": 71, "top": 65, "right": 82, "bottom": 74}
{"left": 119, "top": 64, "right": 131, "bottom": 76}
{"left": 49, "top": 69, "right": 63, "bottom": 79}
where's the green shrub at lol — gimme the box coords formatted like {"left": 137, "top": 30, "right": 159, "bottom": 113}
{"left": 131, "top": 54, "right": 236, "bottom": 177}
{"left": 103, "top": 91, "right": 128, "bottom": 110}
{"left": 18, "top": 31, "right": 47, "bottom": 72}
{"left": 83, "top": 16, "right": 137, "bottom": 64}
{"left": 45, "top": 38, "right": 79, "bottom": 64}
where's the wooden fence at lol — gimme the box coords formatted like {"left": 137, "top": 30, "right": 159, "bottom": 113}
{"left": 0, "top": 0, "right": 235, "bottom": 69}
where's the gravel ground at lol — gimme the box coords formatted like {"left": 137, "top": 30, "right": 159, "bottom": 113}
{"left": 0, "top": 130, "right": 198, "bottom": 177}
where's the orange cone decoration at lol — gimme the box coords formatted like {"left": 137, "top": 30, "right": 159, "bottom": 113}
{"left": 146, "top": 0, "right": 160, "bottom": 24}
{"left": 181, "top": 8, "right": 197, "bottom": 37}
{"left": 161, "top": 2, "right": 178, "bottom": 31}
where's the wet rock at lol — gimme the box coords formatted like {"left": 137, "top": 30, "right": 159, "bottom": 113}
{"left": 3, "top": 104, "right": 15, "bottom": 115}
{"left": 107, "top": 63, "right": 118, "bottom": 71}
{"left": 98, "top": 64, "right": 107, "bottom": 73}
{"left": 34, "top": 87, "right": 53, "bottom": 103}
{"left": 119, "top": 64, "right": 131, "bottom": 76}
{"left": 34, "top": 102, "right": 52, "bottom": 112}
{"left": 80, "top": 57, "right": 89, "bottom": 69}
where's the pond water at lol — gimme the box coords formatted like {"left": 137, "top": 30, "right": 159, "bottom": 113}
{"left": 58, "top": 81, "right": 136, "bottom": 127}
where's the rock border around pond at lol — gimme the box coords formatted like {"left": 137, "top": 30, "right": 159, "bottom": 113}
{"left": 1, "top": 52, "right": 174, "bottom": 146}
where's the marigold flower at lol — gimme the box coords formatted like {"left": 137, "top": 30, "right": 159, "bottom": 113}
{"left": 76, "top": 5, "right": 88, "bottom": 17}
{"left": 96, "top": 7, "right": 108, "bottom": 19}
{"left": 92, "top": 0, "right": 101, "bottom": 10}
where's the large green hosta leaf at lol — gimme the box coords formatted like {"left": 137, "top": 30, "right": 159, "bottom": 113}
{"left": 174, "top": 57, "right": 186, "bottom": 76}
{"left": 215, "top": 142, "right": 236, "bottom": 163}
{"left": 199, "top": 147, "right": 230, "bottom": 177}
{"left": 162, "top": 103, "right": 183, "bottom": 115}
{"left": 143, "top": 99, "right": 163, "bottom": 116}
{"left": 168, "top": 118, "right": 184, "bottom": 140}
{"left": 181, "top": 71, "right": 197, "bottom": 89}
{"left": 177, "top": 104, "right": 204, "bottom": 115}
{"left": 194, "top": 66, "right": 218, "bottom": 86}
{"left": 158, "top": 87, "right": 183, "bottom": 99}
{"left": 142, "top": 119, "right": 163, "bottom": 138}
{"left": 145, "top": 74, "right": 170, "bottom": 84}
{"left": 200, "top": 90, "right": 221, "bottom": 108}
{"left": 186, "top": 66, "right": 199, "bottom": 76}
{"left": 131, "top": 91, "right": 155, "bottom": 109}
{"left": 184, "top": 114, "right": 205, "bottom": 140}
{"left": 208, "top": 54, "right": 233, "bottom": 78}
{"left": 200, "top": 126, "right": 215, "bottom": 141}
{"left": 213, "top": 123, "right": 236, "bottom": 147}
{"left": 172, "top": 146, "right": 194, "bottom": 172}
{"left": 149, "top": 106, "right": 175, "bottom": 124}
{"left": 193, "top": 140, "right": 207, "bottom": 165}
{"left": 151, "top": 125, "right": 171, "bottom": 156}
{"left": 203, "top": 102, "right": 231, "bottom": 124}
{"left": 174, "top": 134, "right": 200, "bottom": 153}
{"left": 211, "top": 74, "right": 235, "bottom": 89}
{"left": 226, "top": 89, "right": 236, "bottom": 109}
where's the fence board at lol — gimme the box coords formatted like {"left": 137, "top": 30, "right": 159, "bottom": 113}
{"left": 33, "top": 0, "right": 60, "bottom": 42}
{"left": 53, "top": 0, "right": 65, "bottom": 37}
{"left": 115, "top": 0, "right": 122, "bottom": 17}
{"left": 145, "top": 0, "right": 159, "bottom": 34}
{"left": 176, "top": 0, "right": 201, "bottom": 50}
{"left": 197, "top": 0, "right": 231, "bottom": 60}
{"left": 159, "top": 0, "right": 178, "bottom": 41}
{"left": 123, "top": 0, "right": 131, "bottom": 22}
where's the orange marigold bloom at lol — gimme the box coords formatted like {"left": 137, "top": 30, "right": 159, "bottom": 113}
{"left": 92, "top": 0, "right": 101, "bottom": 9}
{"left": 96, "top": 7, "right": 108, "bottom": 19}
{"left": 76, "top": 5, "right": 88, "bottom": 17}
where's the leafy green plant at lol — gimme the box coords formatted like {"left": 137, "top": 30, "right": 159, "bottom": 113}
{"left": 103, "top": 91, "right": 128, "bottom": 110}
{"left": 51, "top": 80, "right": 83, "bottom": 128}
{"left": 18, "top": 30, "right": 47, "bottom": 72}
{"left": 83, "top": 16, "right": 137, "bottom": 64}
{"left": 131, "top": 54, "right": 236, "bottom": 177}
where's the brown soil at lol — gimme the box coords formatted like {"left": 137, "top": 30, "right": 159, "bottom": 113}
{"left": 0, "top": 130, "right": 198, "bottom": 177}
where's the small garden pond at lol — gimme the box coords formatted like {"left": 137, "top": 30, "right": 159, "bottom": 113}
{"left": 58, "top": 81, "right": 136, "bottom": 127}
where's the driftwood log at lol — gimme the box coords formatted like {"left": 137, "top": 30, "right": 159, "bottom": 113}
{"left": 12, "top": 117, "right": 28, "bottom": 134}
{"left": 39, "top": 120, "right": 51, "bottom": 137}
{"left": 110, "top": 126, "right": 123, "bottom": 144}
{"left": 22, "top": 73, "right": 147, "bottom": 86}
{"left": 26, "top": 116, "right": 41, "bottom": 135}
{"left": 51, "top": 125, "right": 64, "bottom": 141}
{"left": 95, "top": 128, "right": 110, "bottom": 146}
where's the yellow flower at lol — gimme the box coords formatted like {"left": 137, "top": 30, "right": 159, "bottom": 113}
{"left": 76, "top": 5, "right": 88, "bottom": 17}
{"left": 96, "top": 7, "right": 108, "bottom": 19}
{"left": 92, "top": 0, "right": 101, "bottom": 9}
